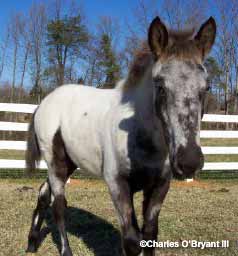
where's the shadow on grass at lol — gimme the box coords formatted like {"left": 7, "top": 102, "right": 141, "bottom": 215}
{"left": 38, "top": 206, "right": 121, "bottom": 256}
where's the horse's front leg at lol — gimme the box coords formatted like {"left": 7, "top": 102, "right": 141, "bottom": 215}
{"left": 142, "top": 179, "right": 170, "bottom": 256}
{"left": 106, "top": 176, "right": 142, "bottom": 256}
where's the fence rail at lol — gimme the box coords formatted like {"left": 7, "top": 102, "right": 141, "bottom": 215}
{"left": 0, "top": 103, "right": 238, "bottom": 171}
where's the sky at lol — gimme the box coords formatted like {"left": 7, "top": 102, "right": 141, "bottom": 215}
{"left": 0, "top": 0, "right": 140, "bottom": 83}
{"left": 0, "top": 0, "right": 220, "bottom": 86}
{"left": 0, "top": 0, "right": 137, "bottom": 31}
{"left": 0, "top": 0, "right": 220, "bottom": 49}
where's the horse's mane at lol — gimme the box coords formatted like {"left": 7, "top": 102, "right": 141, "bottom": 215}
{"left": 124, "top": 29, "right": 201, "bottom": 89}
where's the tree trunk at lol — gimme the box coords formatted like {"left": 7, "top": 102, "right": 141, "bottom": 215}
{"left": 222, "top": 48, "right": 230, "bottom": 129}
{"left": 234, "top": 67, "right": 238, "bottom": 114}
{"left": 58, "top": 63, "right": 65, "bottom": 86}
{"left": 10, "top": 44, "right": 18, "bottom": 103}
{"left": 18, "top": 45, "right": 29, "bottom": 103}
{"left": 35, "top": 69, "right": 42, "bottom": 104}
{"left": 88, "top": 60, "right": 96, "bottom": 87}
{"left": 224, "top": 55, "right": 229, "bottom": 117}
{"left": 0, "top": 30, "right": 9, "bottom": 80}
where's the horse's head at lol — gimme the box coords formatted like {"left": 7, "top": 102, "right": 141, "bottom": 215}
{"left": 148, "top": 16, "right": 216, "bottom": 179}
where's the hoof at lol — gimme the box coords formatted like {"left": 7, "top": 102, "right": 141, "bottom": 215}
{"left": 123, "top": 236, "right": 142, "bottom": 256}
{"left": 62, "top": 247, "right": 73, "bottom": 256}
{"left": 26, "top": 233, "right": 39, "bottom": 253}
{"left": 26, "top": 243, "right": 37, "bottom": 253}
{"left": 62, "top": 251, "right": 73, "bottom": 256}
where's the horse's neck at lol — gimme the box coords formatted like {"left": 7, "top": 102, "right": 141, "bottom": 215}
{"left": 134, "top": 70, "right": 156, "bottom": 132}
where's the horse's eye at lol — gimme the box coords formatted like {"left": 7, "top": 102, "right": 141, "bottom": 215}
{"left": 153, "top": 75, "right": 164, "bottom": 84}
{"left": 197, "top": 64, "right": 205, "bottom": 72}
{"left": 206, "top": 85, "right": 210, "bottom": 91}
{"left": 157, "top": 84, "right": 166, "bottom": 97}
{"left": 199, "top": 86, "right": 209, "bottom": 101}
{"left": 154, "top": 76, "right": 166, "bottom": 96}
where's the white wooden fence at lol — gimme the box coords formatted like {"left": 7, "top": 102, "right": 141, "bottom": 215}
{"left": 0, "top": 102, "right": 238, "bottom": 171}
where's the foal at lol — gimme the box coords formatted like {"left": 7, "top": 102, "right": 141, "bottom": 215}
{"left": 26, "top": 16, "right": 216, "bottom": 256}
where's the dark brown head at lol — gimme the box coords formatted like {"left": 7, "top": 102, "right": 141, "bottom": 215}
{"left": 148, "top": 16, "right": 216, "bottom": 179}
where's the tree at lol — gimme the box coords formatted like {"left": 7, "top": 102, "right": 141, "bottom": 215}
{"left": 162, "top": 0, "right": 208, "bottom": 30}
{"left": 47, "top": 14, "right": 88, "bottom": 86}
{"left": 205, "top": 57, "right": 223, "bottom": 96}
{"left": 0, "top": 26, "right": 9, "bottom": 81}
{"left": 204, "top": 57, "right": 223, "bottom": 112}
{"left": 215, "top": 0, "right": 238, "bottom": 114}
{"left": 28, "top": 3, "right": 47, "bottom": 103}
{"left": 97, "top": 34, "right": 120, "bottom": 88}
{"left": 82, "top": 16, "right": 121, "bottom": 88}
{"left": 124, "top": 0, "right": 208, "bottom": 71}
{"left": 231, "top": 2, "right": 238, "bottom": 113}
{"left": 18, "top": 14, "right": 31, "bottom": 103}
{"left": 82, "top": 36, "right": 103, "bottom": 87}
{"left": 9, "top": 13, "right": 23, "bottom": 103}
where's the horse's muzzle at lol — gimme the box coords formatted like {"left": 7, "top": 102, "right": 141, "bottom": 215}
{"left": 172, "top": 144, "right": 204, "bottom": 179}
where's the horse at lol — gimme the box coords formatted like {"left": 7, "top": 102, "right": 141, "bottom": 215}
{"left": 26, "top": 16, "right": 216, "bottom": 256}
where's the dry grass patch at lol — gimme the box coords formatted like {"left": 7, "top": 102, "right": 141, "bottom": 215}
{"left": 0, "top": 178, "right": 237, "bottom": 256}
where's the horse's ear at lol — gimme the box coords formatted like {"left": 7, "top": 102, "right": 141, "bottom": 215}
{"left": 194, "top": 17, "right": 216, "bottom": 59}
{"left": 148, "top": 16, "right": 168, "bottom": 58}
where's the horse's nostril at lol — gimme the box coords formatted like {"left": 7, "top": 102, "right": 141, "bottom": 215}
{"left": 177, "top": 144, "right": 204, "bottom": 175}
{"left": 178, "top": 161, "right": 199, "bottom": 173}
{"left": 177, "top": 161, "right": 183, "bottom": 170}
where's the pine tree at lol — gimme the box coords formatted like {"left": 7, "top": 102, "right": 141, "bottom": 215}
{"left": 98, "top": 34, "right": 120, "bottom": 88}
{"left": 47, "top": 14, "right": 88, "bottom": 86}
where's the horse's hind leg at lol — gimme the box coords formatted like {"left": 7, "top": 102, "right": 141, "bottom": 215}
{"left": 48, "top": 129, "right": 76, "bottom": 256}
{"left": 49, "top": 172, "right": 72, "bottom": 256}
{"left": 26, "top": 179, "right": 51, "bottom": 252}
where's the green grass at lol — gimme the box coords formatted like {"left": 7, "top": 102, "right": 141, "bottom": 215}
{"left": 205, "top": 155, "right": 238, "bottom": 162}
{"left": 0, "top": 179, "right": 238, "bottom": 256}
{"left": 201, "top": 138, "right": 238, "bottom": 146}
{"left": 0, "top": 149, "right": 25, "bottom": 160}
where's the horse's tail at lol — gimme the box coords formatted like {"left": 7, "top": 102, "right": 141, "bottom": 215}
{"left": 25, "top": 111, "right": 41, "bottom": 174}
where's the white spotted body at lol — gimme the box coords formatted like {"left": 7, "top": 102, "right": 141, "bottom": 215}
{"left": 34, "top": 82, "right": 168, "bottom": 180}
